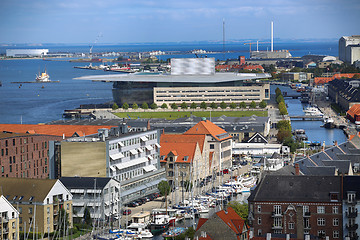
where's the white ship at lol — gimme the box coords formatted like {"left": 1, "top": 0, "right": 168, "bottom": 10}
{"left": 303, "top": 106, "right": 323, "bottom": 116}
{"left": 36, "top": 69, "right": 50, "bottom": 82}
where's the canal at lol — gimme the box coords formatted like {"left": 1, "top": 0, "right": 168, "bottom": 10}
{"left": 272, "top": 85, "right": 347, "bottom": 145}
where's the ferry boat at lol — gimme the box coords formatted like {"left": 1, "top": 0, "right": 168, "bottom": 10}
{"left": 323, "top": 116, "right": 336, "bottom": 129}
{"left": 36, "top": 69, "right": 50, "bottom": 82}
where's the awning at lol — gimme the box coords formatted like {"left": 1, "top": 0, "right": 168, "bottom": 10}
{"left": 130, "top": 149, "right": 138, "bottom": 155}
{"left": 140, "top": 136, "right": 148, "bottom": 142}
{"left": 138, "top": 148, "right": 144, "bottom": 153}
{"left": 114, "top": 158, "right": 148, "bottom": 170}
{"left": 143, "top": 165, "right": 157, "bottom": 172}
{"left": 148, "top": 155, "right": 153, "bottom": 160}
{"left": 155, "top": 143, "right": 161, "bottom": 148}
{"left": 145, "top": 145, "right": 153, "bottom": 151}
{"left": 118, "top": 142, "right": 124, "bottom": 147}
{"left": 110, "top": 152, "right": 124, "bottom": 160}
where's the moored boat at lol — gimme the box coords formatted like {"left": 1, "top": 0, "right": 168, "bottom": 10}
{"left": 36, "top": 68, "right": 50, "bottom": 82}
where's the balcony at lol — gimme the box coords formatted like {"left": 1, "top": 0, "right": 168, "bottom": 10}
{"left": 346, "top": 223, "right": 359, "bottom": 231}
{"left": 303, "top": 211, "right": 311, "bottom": 217}
{"left": 271, "top": 211, "right": 283, "bottom": 217}
{"left": 346, "top": 209, "right": 358, "bottom": 218}
{"left": 272, "top": 224, "right": 283, "bottom": 230}
{"left": 304, "top": 224, "right": 311, "bottom": 229}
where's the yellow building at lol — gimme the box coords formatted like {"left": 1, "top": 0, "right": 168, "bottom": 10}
{"left": 0, "top": 195, "right": 19, "bottom": 240}
{"left": 0, "top": 178, "right": 72, "bottom": 236}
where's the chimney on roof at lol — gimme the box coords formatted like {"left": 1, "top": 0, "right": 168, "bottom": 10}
{"left": 63, "top": 133, "right": 65, "bottom": 140}
{"left": 322, "top": 141, "right": 325, "bottom": 151}
{"left": 334, "top": 140, "right": 338, "bottom": 146}
{"left": 295, "top": 163, "right": 300, "bottom": 176}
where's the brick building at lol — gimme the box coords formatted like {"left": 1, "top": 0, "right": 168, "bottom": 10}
{"left": 248, "top": 175, "right": 342, "bottom": 239}
{"left": 0, "top": 132, "right": 62, "bottom": 178}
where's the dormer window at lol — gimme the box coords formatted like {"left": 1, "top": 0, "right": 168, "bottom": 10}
{"left": 160, "top": 155, "right": 165, "bottom": 160}
{"left": 330, "top": 192, "right": 339, "bottom": 201}
{"left": 348, "top": 192, "right": 356, "bottom": 203}
{"left": 184, "top": 156, "right": 189, "bottom": 161}
{"left": 169, "top": 157, "right": 173, "bottom": 162}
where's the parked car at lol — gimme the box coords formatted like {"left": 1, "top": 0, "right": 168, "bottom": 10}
{"left": 122, "top": 209, "right": 132, "bottom": 215}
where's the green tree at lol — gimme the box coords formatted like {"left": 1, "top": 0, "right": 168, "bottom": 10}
{"left": 210, "top": 102, "right": 218, "bottom": 109}
{"left": 200, "top": 102, "right": 207, "bottom": 109}
{"left": 150, "top": 103, "right": 157, "bottom": 109}
{"left": 278, "top": 102, "right": 288, "bottom": 115}
{"left": 122, "top": 102, "right": 129, "bottom": 110}
{"left": 171, "top": 103, "right": 178, "bottom": 110}
{"left": 181, "top": 102, "right": 188, "bottom": 109}
{"left": 277, "top": 129, "right": 292, "bottom": 143}
{"left": 132, "top": 103, "right": 138, "bottom": 109}
{"left": 276, "top": 120, "right": 291, "bottom": 131}
{"left": 190, "top": 102, "right": 197, "bottom": 109}
{"left": 161, "top": 103, "right": 168, "bottom": 109}
{"left": 112, "top": 103, "right": 119, "bottom": 110}
{"left": 239, "top": 101, "right": 247, "bottom": 108}
{"left": 275, "top": 87, "right": 281, "bottom": 97}
{"left": 141, "top": 102, "right": 149, "bottom": 109}
{"left": 229, "top": 102, "right": 237, "bottom": 109}
{"left": 83, "top": 207, "right": 92, "bottom": 226}
{"left": 227, "top": 201, "right": 249, "bottom": 221}
{"left": 158, "top": 181, "right": 171, "bottom": 215}
{"left": 249, "top": 101, "right": 257, "bottom": 109}
{"left": 259, "top": 100, "right": 267, "bottom": 108}
{"left": 220, "top": 101, "right": 227, "bottom": 109}
{"left": 276, "top": 94, "right": 284, "bottom": 104}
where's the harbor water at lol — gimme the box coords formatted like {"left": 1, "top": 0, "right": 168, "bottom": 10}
{"left": 272, "top": 85, "right": 347, "bottom": 145}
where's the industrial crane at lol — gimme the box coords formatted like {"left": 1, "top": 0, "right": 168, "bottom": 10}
{"left": 244, "top": 41, "right": 270, "bottom": 53}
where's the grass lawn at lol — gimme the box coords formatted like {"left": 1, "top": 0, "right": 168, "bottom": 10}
{"left": 114, "top": 110, "right": 267, "bottom": 120}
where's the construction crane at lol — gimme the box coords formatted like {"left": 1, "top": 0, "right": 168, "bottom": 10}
{"left": 244, "top": 41, "right": 270, "bottom": 53}
{"left": 89, "top": 33, "right": 103, "bottom": 59}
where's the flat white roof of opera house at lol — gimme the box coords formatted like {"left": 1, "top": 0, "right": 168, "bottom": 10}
{"left": 75, "top": 72, "right": 272, "bottom": 83}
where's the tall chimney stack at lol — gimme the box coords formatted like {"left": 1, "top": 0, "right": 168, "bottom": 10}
{"left": 295, "top": 163, "right": 300, "bottom": 176}
{"left": 271, "top": 21, "right": 274, "bottom": 52}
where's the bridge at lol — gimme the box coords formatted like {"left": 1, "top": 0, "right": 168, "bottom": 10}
{"left": 289, "top": 115, "right": 323, "bottom": 121}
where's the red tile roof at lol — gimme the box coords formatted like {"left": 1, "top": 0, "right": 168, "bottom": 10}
{"left": 347, "top": 104, "right": 360, "bottom": 119}
{"left": 184, "top": 120, "right": 231, "bottom": 141}
{"left": 216, "top": 207, "right": 247, "bottom": 236}
{"left": 0, "top": 124, "right": 115, "bottom": 138}
{"left": 160, "top": 142, "right": 198, "bottom": 163}
{"left": 314, "top": 73, "right": 357, "bottom": 85}
{"left": 161, "top": 134, "right": 205, "bottom": 152}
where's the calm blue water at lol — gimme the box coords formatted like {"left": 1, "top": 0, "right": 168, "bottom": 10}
{"left": 0, "top": 59, "right": 114, "bottom": 124}
{"left": 0, "top": 42, "right": 339, "bottom": 125}
{"left": 271, "top": 85, "right": 347, "bottom": 145}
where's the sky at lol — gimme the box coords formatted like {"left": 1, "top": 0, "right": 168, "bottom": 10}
{"left": 0, "top": 0, "right": 359, "bottom": 44}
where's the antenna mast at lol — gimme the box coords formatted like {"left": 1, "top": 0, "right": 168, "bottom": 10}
{"left": 223, "top": 19, "right": 225, "bottom": 60}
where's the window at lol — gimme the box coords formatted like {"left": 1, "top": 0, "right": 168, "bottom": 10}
{"left": 210, "top": 144, "right": 214, "bottom": 149}
{"left": 289, "top": 222, "right": 295, "bottom": 229}
{"left": 274, "top": 218, "right": 282, "bottom": 227}
{"left": 317, "top": 218, "right": 325, "bottom": 226}
{"left": 333, "top": 230, "right": 339, "bottom": 238}
{"left": 257, "top": 205, "right": 261, "bottom": 213}
{"left": 333, "top": 218, "right": 339, "bottom": 226}
{"left": 332, "top": 206, "right": 338, "bottom": 214}
{"left": 18, "top": 207, "right": 22, "bottom": 214}
{"left": 257, "top": 217, "right": 261, "bottom": 225}
{"left": 274, "top": 205, "right": 282, "bottom": 214}
{"left": 317, "top": 231, "right": 325, "bottom": 238}
{"left": 29, "top": 207, "right": 33, "bottom": 214}
{"left": 348, "top": 193, "right": 356, "bottom": 203}
{"left": 317, "top": 206, "right": 325, "bottom": 214}
{"left": 257, "top": 229, "right": 262, "bottom": 236}
{"left": 47, "top": 207, "right": 50, "bottom": 214}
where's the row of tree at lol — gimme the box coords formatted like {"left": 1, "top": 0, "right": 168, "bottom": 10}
{"left": 275, "top": 88, "right": 288, "bottom": 115}
{"left": 112, "top": 100, "right": 267, "bottom": 111}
